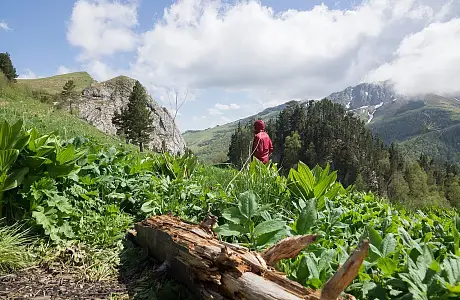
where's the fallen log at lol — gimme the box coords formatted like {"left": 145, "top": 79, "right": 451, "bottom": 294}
{"left": 131, "top": 215, "right": 368, "bottom": 300}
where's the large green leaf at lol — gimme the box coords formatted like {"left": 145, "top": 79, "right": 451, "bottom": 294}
{"left": 297, "top": 162, "right": 315, "bottom": 189}
{"left": 296, "top": 199, "right": 317, "bottom": 234}
{"left": 0, "top": 121, "right": 12, "bottom": 150}
{"left": 367, "top": 226, "right": 383, "bottom": 249}
{"left": 398, "top": 227, "right": 413, "bottom": 247}
{"left": 238, "top": 191, "right": 258, "bottom": 220}
{"left": 214, "top": 223, "right": 247, "bottom": 236}
{"left": 56, "top": 145, "right": 76, "bottom": 164}
{"left": 10, "top": 119, "right": 24, "bottom": 143}
{"left": 47, "top": 164, "right": 80, "bottom": 178}
{"left": 443, "top": 257, "right": 460, "bottom": 286}
{"left": 313, "top": 175, "right": 331, "bottom": 199}
{"left": 312, "top": 165, "right": 323, "bottom": 183}
{"left": 317, "top": 249, "right": 335, "bottom": 273}
{"left": 2, "top": 167, "right": 29, "bottom": 191}
{"left": 454, "top": 216, "right": 460, "bottom": 256}
{"left": 324, "top": 184, "right": 342, "bottom": 201}
{"left": 288, "top": 162, "right": 316, "bottom": 200}
{"left": 0, "top": 149, "right": 19, "bottom": 173}
{"left": 305, "top": 253, "right": 319, "bottom": 279}
{"left": 256, "top": 228, "right": 289, "bottom": 248}
{"left": 381, "top": 233, "right": 397, "bottom": 257}
{"left": 24, "top": 156, "right": 48, "bottom": 170}
{"left": 13, "top": 134, "right": 30, "bottom": 151}
{"left": 377, "top": 257, "right": 398, "bottom": 276}
{"left": 222, "top": 207, "right": 243, "bottom": 224}
{"left": 253, "top": 220, "right": 286, "bottom": 237}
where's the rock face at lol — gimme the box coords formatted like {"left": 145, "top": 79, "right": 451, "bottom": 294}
{"left": 327, "top": 81, "right": 399, "bottom": 109}
{"left": 76, "top": 76, "right": 186, "bottom": 154}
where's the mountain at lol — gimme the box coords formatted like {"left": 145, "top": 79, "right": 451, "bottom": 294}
{"left": 183, "top": 83, "right": 460, "bottom": 164}
{"left": 183, "top": 102, "right": 290, "bottom": 163}
{"left": 19, "top": 72, "right": 186, "bottom": 154}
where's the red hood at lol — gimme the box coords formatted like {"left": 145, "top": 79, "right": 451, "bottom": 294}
{"left": 254, "top": 120, "right": 265, "bottom": 133}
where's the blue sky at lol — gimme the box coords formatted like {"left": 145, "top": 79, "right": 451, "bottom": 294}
{"left": 1, "top": 0, "right": 460, "bottom": 131}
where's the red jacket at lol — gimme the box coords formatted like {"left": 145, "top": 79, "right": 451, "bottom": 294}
{"left": 252, "top": 131, "right": 273, "bottom": 164}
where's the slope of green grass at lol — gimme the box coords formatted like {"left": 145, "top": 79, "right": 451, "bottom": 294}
{"left": 185, "top": 96, "right": 460, "bottom": 164}
{"left": 399, "top": 123, "right": 460, "bottom": 163}
{"left": 17, "top": 72, "right": 95, "bottom": 94}
{"left": 368, "top": 97, "right": 460, "bottom": 163}
{"left": 183, "top": 103, "right": 286, "bottom": 163}
{"left": 0, "top": 75, "right": 125, "bottom": 147}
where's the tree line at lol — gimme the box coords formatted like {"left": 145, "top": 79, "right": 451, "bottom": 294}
{"left": 228, "top": 99, "right": 460, "bottom": 208}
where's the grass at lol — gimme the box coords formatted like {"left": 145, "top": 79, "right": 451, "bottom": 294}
{"left": 0, "top": 74, "right": 188, "bottom": 298}
{"left": 0, "top": 222, "right": 33, "bottom": 274}
{"left": 0, "top": 74, "right": 128, "bottom": 148}
{"left": 183, "top": 104, "right": 284, "bottom": 163}
{"left": 17, "top": 72, "right": 96, "bottom": 94}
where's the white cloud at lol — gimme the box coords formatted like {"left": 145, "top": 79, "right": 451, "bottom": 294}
{"left": 18, "top": 69, "right": 37, "bottom": 79}
{"left": 66, "top": 0, "right": 460, "bottom": 130}
{"left": 56, "top": 65, "right": 75, "bottom": 75}
{"left": 130, "top": 0, "right": 460, "bottom": 107}
{"left": 215, "top": 103, "right": 240, "bottom": 110}
{"left": 67, "top": 0, "right": 139, "bottom": 60}
{"left": 207, "top": 107, "right": 223, "bottom": 116}
{"left": 83, "top": 60, "right": 119, "bottom": 81}
{"left": 366, "top": 18, "right": 460, "bottom": 95}
{"left": 0, "top": 21, "right": 11, "bottom": 31}
{"left": 207, "top": 102, "right": 240, "bottom": 116}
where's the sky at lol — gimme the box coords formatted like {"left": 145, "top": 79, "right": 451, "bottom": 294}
{"left": 1, "top": 0, "right": 460, "bottom": 132}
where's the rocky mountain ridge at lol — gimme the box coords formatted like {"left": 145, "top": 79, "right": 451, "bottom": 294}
{"left": 76, "top": 76, "right": 186, "bottom": 154}
{"left": 183, "top": 82, "right": 460, "bottom": 164}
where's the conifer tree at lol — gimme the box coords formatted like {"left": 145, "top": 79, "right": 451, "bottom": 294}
{"left": 60, "top": 80, "right": 78, "bottom": 114}
{"left": 284, "top": 131, "right": 302, "bottom": 170}
{"left": 0, "top": 52, "right": 18, "bottom": 82}
{"left": 112, "top": 81, "right": 154, "bottom": 152}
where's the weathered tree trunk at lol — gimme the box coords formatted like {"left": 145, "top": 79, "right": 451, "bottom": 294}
{"left": 131, "top": 215, "right": 368, "bottom": 300}
{"left": 139, "top": 141, "right": 144, "bottom": 152}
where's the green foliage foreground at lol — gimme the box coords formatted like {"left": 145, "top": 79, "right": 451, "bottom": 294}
{"left": 1, "top": 119, "right": 460, "bottom": 299}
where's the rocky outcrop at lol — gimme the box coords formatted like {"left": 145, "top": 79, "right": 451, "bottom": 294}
{"left": 327, "top": 81, "right": 399, "bottom": 109}
{"left": 76, "top": 76, "right": 186, "bottom": 154}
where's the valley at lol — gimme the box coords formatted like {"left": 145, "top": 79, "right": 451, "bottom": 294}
{"left": 184, "top": 83, "right": 460, "bottom": 165}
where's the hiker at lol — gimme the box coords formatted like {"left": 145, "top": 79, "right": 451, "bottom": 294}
{"left": 252, "top": 120, "right": 273, "bottom": 164}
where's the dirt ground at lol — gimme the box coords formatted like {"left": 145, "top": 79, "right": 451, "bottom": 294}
{"left": 0, "top": 267, "right": 128, "bottom": 300}
{"left": 0, "top": 256, "right": 196, "bottom": 300}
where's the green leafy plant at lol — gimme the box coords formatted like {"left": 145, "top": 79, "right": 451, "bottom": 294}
{"left": 215, "top": 191, "right": 288, "bottom": 250}
{"left": 288, "top": 162, "right": 346, "bottom": 210}
{"left": 0, "top": 120, "right": 30, "bottom": 217}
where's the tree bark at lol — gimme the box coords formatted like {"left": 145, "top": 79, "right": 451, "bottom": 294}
{"left": 131, "top": 215, "right": 367, "bottom": 300}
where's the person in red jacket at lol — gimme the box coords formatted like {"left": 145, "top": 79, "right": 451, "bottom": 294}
{"left": 252, "top": 120, "right": 273, "bottom": 164}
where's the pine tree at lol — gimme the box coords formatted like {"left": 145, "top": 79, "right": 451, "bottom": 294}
{"left": 0, "top": 52, "right": 18, "bottom": 82}
{"left": 284, "top": 131, "right": 302, "bottom": 170}
{"left": 387, "top": 171, "right": 410, "bottom": 202}
{"left": 112, "top": 81, "right": 154, "bottom": 152}
{"left": 60, "top": 80, "right": 78, "bottom": 114}
{"left": 446, "top": 178, "right": 460, "bottom": 207}
{"left": 354, "top": 173, "right": 368, "bottom": 192}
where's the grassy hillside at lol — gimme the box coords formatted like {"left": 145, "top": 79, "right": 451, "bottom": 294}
{"left": 368, "top": 95, "right": 460, "bottom": 161}
{"left": 0, "top": 73, "right": 124, "bottom": 147}
{"left": 184, "top": 96, "right": 460, "bottom": 164}
{"left": 183, "top": 102, "right": 287, "bottom": 163}
{"left": 17, "top": 71, "right": 95, "bottom": 94}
